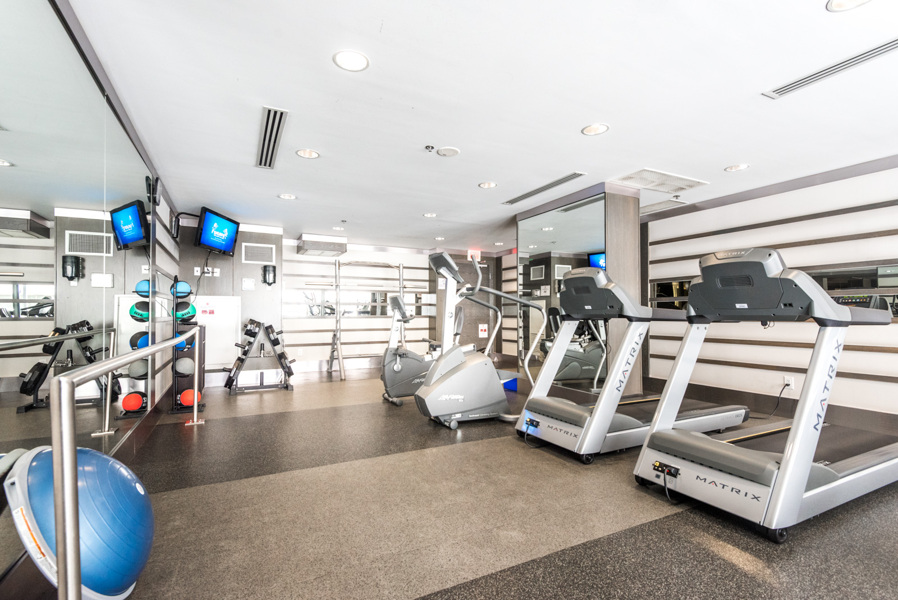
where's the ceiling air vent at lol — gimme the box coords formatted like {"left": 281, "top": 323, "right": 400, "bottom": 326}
{"left": 65, "top": 231, "right": 113, "bottom": 256}
{"left": 296, "top": 234, "right": 347, "bottom": 257}
{"left": 242, "top": 243, "right": 276, "bottom": 264}
{"left": 763, "top": 38, "right": 898, "bottom": 99}
{"left": 256, "top": 106, "right": 288, "bottom": 169}
{"left": 502, "top": 172, "right": 586, "bottom": 205}
{"left": 639, "top": 197, "right": 687, "bottom": 216}
{"left": 611, "top": 169, "right": 708, "bottom": 195}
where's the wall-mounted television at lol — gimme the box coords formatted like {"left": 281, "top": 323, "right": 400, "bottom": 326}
{"left": 588, "top": 252, "right": 606, "bottom": 270}
{"left": 194, "top": 206, "right": 240, "bottom": 256}
{"left": 109, "top": 199, "right": 151, "bottom": 250}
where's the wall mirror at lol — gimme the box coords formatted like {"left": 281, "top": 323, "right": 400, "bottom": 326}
{"left": 517, "top": 193, "right": 608, "bottom": 391}
{"left": 0, "top": 1, "right": 152, "bottom": 458}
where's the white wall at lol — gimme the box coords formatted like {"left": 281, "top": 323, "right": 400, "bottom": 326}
{"left": 648, "top": 174, "right": 898, "bottom": 415}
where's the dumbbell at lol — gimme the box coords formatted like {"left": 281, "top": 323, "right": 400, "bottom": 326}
{"left": 265, "top": 325, "right": 284, "bottom": 346}
{"left": 19, "top": 363, "right": 47, "bottom": 396}
{"left": 81, "top": 346, "right": 109, "bottom": 364}
{"left": 223, "top": 356, "right": 245, "bottom": 389}
{"left": 276, "top": 352, "right": 296, "bottom": 377}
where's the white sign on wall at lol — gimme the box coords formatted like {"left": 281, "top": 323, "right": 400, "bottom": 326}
{"left": 478, "top": 324, "right": 488, "bottom": 338}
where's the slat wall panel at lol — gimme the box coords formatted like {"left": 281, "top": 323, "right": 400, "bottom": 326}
{"left": 499, "top": 253, "right": 519, "bottom": 356}
{"left": 281, "top": 245, "right": 434, "bottom": 366}
{"left": 648, "top": 188, "right": 898, "bottom": 414}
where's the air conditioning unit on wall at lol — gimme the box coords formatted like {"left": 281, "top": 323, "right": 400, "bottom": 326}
{"left": 296, "top": 234, "right": 347, "bottom": 257}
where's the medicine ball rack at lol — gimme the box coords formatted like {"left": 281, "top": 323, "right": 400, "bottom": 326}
{"left": 169, "top": 277, "right": 205, "bottom": 414}
{"left": 224, "top": 319, "right": 294, "bottom": 395}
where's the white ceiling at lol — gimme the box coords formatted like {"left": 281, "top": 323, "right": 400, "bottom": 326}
{"left": 10, "top": 1, "right": 898, "bottom": 250}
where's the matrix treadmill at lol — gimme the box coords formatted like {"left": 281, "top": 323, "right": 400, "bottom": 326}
{"left": 634, "top": 248, "right": 896, "bottom": 542}
{"left": 515, "top": 267, "right": 749, "bottom": 464}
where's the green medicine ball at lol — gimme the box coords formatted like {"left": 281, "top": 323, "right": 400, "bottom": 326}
{"left": 129, "top": 301, "right": 150, "bottom": 322}
{"left": 172, "top": 301, "right": 196, "bottom": 321}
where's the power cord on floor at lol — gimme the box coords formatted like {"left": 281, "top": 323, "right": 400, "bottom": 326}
{"left": 750, "top": 383, "right": 788, "bottom": 420}
{"left": 662, "top": 468, "right": 681, "bottom": 505}
{"left": 522, "top": 423, "right": 543, "bottom": 448}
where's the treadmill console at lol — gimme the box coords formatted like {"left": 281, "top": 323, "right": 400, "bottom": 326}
{"left": 559, "top": 267, "right": 650, "bottom": 320}
{"left": 832, "top": 294, "right": 889, "bottom": 311}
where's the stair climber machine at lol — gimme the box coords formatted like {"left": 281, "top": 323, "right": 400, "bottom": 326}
{"left": 414, "top": 252, "right": 546, "bottom": 429}
{"left": 633, "top": 248, "right": 896, "bottom": 542}
{"left": 542, "top": 306, "right": 607, "bottom": 387}
{"left": 515, "top": 267, "right": 749, "bottom": 464}
{"left": 381, "top": 296, "right": 441, "bottom": 407}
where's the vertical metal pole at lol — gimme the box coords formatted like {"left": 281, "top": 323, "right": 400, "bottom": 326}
{"left": 335, "top": 260, "right": 345, "bottom": 380}
{"left": 398, "top": 264, "right": 405, "bottom": 346}
{"left": 186, "top": 329, "right": 204, "bottom": 426}
{"left": 51, "top": 376, "right": 81, "bottom": 600}
{"left": 92, "top": 329, "right": 118, "bottom": 437}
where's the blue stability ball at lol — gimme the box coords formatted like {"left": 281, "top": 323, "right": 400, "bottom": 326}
{"left": 3, "top": 446, "right": 154, "bottom": 599}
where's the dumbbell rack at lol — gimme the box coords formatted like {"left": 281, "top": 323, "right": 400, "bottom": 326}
{"left": 17, "top": 321, "right": 118, "bottom": 413}
{"left": 224, "top": 319, "right": 294, "bottom": 395}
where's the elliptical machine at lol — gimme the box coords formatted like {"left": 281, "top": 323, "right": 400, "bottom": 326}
{"left": 414, "top": 252, "right": 545, "bottom": 429}
{"left": 381, "top": 296, "right": 440, "bottom": 406}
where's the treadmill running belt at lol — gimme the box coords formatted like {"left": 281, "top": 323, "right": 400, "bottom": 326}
{"left": 615, "top": 398, "right": 721, "bottom": 425}
{"left": 737, "top": 423, "right": 898, "bottom": 465}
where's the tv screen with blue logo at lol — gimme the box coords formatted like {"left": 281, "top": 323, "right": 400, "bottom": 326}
{"left": 588, "top": 252, "right": 606, "bottom": 270}
{"left": 194, "top": 207, "right": 240, "bottom": 255}
{"left": 109, "top": 200, "right": 150, "bottom": 250}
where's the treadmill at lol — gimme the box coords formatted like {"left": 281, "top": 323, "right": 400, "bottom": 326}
{"left": 634, "top": 248, "right": 896, "bottom": 542}
{"left": 515, "top": 267, "right": 749, "bottom": 464}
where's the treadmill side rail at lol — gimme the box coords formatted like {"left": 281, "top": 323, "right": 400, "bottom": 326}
{"left": 762, "top": 326, "right": 848, "bottom": 530}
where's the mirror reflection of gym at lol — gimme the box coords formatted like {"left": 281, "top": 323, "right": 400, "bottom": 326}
{"left": 516, "top": 193, "right": 609, "bottom": 392}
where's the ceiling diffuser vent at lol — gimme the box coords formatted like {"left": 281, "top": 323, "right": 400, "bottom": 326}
{"left": 639, "top": 198, "right": 688, "bottom": 215}
{"left": 763, "top": 38, "right": 898, "bottom": 99}
{"left": 502, "top": 172, "right": 586, "bottom": 205}
{"left": 611, "top": 169, "right": 708, "bottom": 195}
{"left": 256, "top": 106, "right": 288, "bottom": 169}
{"left": 65, "top": 231, "right": 113, "bottom": 256}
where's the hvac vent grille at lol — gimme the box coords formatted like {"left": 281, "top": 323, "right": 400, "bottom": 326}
{"left": 242, "top": 243, "right": 276, "bottom": 264}
{"left": 502, "top": 172, "right": 586, "bottom": 205}
{"left": 763, "top": 38, "right": 898, "bottom": 99}
{"left": 611, "top": 169, "right": 708, "bottom": 195}
{"left": 65, "top": 231, "right": 113, "bottom": 256}
{"left": 639, "top": 198, "right": 688, "bottom": 215}
{"left": 256, "top": 107, "right": 288, "bottom": 169}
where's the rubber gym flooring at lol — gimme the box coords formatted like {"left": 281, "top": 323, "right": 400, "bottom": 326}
{"left": 5, "top": 372, "right": 898, "bottom": 598}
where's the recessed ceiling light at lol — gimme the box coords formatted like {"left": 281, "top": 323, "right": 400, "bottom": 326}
{"left": 423, "top": 212, "right": 437, "bottom": 218}
{"left": 296, "top": 149, "right": 320, "bottom": 159}
{"left": 826, "top": 0, "right": 872, "bottom": 12}
{"left": 277, "top": 193, "right": 296, "bottom": 200}
{"left": 528, "top": 245, "right": 538, "bottom": 249}
{"left": 434, "top": 236, "right": 445, "bottom": 241}
{"left": 541, "top": 227, "right": 554, "bottom": 231}
{"left": 494, "top": 242, "right": 504, "bottom": 246}
{"left": 478, "top": 181, "right": 497, "bottom": 189}
{"left": 0, "top": 159, "right": 14, "bottom": 167}
{"left": 332, "top": 226, "right": 344, "bottom": 231}
{"left": 332, "top": 50, "right": 369, "bottom": 72}
{"left": 724, "top": 164, "right": 750, "bottom": 172}
{"left": 581, "top": 123, "right": 610, "bottom": 136}
{"left": 436, "top": 146, "right": 460, "bottom": 157}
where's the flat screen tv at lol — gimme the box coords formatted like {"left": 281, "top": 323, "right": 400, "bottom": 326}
{"left": 194, "top": 206, "right": 240, "bottom": 256}
{"left": 588, "top": 252, "right": 606, "bottom": 270}
{"left": 109, "top": 199, "right": 151, "bottom": 250}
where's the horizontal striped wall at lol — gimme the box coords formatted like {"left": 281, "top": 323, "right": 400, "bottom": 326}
{"left": 282, "top": 245, "right": 433, "bottom": 365}
{"left": 0, "top": 233, "right": 56, "bottom": 378}
{"left": 648, "top": 179, "right": 898, "bottom": 415}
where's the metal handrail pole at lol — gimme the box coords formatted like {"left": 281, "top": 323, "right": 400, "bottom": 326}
{"left": 0, "top": 329, "right": 116, "bottom": 353}
{"left": 92, "top": 330, "right": 118, "bottom": 437}
{"left": 51, "top": 327, "right": 199, "bottom": 600}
